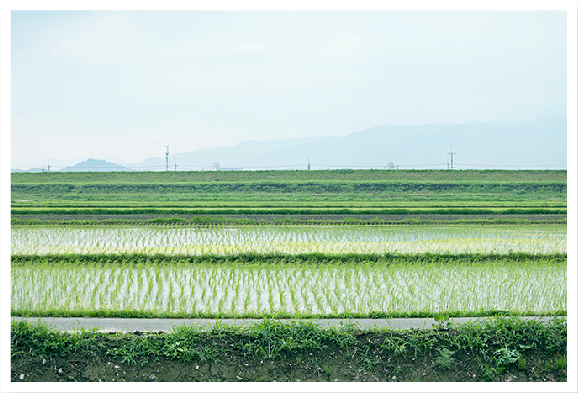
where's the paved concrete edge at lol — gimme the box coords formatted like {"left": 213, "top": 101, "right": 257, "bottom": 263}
{"left": 11, "top": 316, "right": 563, "bottom": 333}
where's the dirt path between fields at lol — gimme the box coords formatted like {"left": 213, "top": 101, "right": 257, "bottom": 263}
{"left": 11, "top": 316, "right": 558, "bottom": 332}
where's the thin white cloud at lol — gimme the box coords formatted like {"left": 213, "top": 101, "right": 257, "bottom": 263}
{"left": 232, "top": 42, "right": 270, "bottom": 53}
{"left": 323, "top": 37, "right": 360, "bottom": 58}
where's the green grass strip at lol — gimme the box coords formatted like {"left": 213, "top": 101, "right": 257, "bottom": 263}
{"left": 11, "top": 316, "right": 567, "bottom": 370}
{"left": 10, "top": 169, "right": 568, "bottom": 183}
{"left": 11, "top": 217, "right": 568, "bottom": 226}
{"left": 10, "top": 309, "right": 568, "bottom": 319}
{"left": 10, "top": 207, "right": 568, "bottom": 215}
{"left": 11, "top": 252, "right": 568, "bottom": 265}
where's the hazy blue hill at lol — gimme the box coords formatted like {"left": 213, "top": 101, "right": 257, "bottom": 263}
{"left": 16, "top": 158, "right": 83, "bottom": 171}
{"left": 130, "top": 136, "right": 327, "bottom": 170}
{"left": 59, "top": 159, "right": 133, "bottom": 172}
{"left": 10, "top": 167, "right": 45, "bottom": 173}
{"left": 126, "top": 115, "right": 566, "bottom": 170}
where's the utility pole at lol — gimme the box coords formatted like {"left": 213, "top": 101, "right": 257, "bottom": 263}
{"left": 47, "top": 160, "right": 51, "bottom": 172}
{"left": 174, "top": 158, "right": 177, "bottom": 172}
{"left": 307, "top": 158, "right": 311, "bottom": 170}
{"left": 448, "top": 145, "right": 456, "bottom": 170}
{"left": 165, "top": 146, "right": 170, "bottom": 172}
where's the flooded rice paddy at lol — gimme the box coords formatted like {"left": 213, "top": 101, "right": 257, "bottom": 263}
{"left": 11, "top": 224, "right": 566, "bottom": 255}
{"left": 11, "top": 224, "right": 566, "bottom": 318}
{"left": 11, "top": 260, "right": 565, "bottom": 317}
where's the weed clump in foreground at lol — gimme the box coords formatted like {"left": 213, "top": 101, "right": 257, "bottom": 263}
{"left": 11, "top": 316, "right": 566, "bottom": 382}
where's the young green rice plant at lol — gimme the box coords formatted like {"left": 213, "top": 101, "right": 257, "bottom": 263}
{"left": 11, "top": 257, "right": 566, "bottom": 318}
{"left": 11, "top": 224, "right": 567, "bottom": 255}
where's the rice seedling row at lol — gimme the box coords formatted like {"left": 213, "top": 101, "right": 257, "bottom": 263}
{"left": 11, "top": 259, "right": 566, "bottom": 318}
{"left": 11, "top": 224, "right": 566, "bottom": 255}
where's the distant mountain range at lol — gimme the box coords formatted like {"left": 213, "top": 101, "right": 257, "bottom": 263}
{"left": 126, "top": 115, "right": 567, "bottom": 171}
{"left": 11, "top": 159, "right": 133, "bottom": 172}
{"left": 11, "top": 115, "right": 567, "bottom": 172}
{"left": 59, "top": 159, "right": 133, "bottom": 172}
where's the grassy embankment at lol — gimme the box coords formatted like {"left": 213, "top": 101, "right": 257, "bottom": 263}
{"left": 11, "top": 316, "right": 567, "bottom": 382}
{"left": 11, "top": 169, "right": 567, "bottom": 225}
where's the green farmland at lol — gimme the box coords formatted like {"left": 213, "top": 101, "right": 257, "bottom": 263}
{"left": 10, "top": 224, "right": 566, "bottom": 255}
{"left": 11, "top": 223, "right": 566, "bottom": 319}
{"left": 11, "top": 170, "right": 566, "bottom": 210}
{"left": 11, "top": 170, "right": 567, "bottom": 318}
{"left": 11, "top": 170, "right": 567, "bottom": 224}
{"left": 12, "top": 253, "right": 566, "bottom": 319}
{"left": 11, "top": 168, "right": 568, "bottom": 184}
{"left": 11, "top": 169, "right": 567, "bottom": 382}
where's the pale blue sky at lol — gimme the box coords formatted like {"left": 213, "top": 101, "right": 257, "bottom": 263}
{"left": 11, "top": 10, "right": 567, "bottom": 167}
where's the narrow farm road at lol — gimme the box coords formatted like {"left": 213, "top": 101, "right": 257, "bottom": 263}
{"left": 11, "top": 316, "right": 559, "bottom": 332}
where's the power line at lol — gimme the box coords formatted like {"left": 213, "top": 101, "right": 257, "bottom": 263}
{"left": 12, "top": 160, "right": 567, "bottom": 171}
